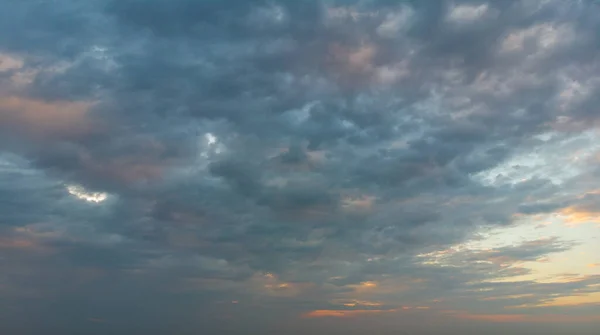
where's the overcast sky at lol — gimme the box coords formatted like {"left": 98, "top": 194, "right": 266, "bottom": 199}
{"left": 1, "top": 0, "right": 600, "bottom": 334}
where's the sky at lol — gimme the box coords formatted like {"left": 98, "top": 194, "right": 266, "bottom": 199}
{"left": 1, "top": 0, "right": 600, "bottom": 334}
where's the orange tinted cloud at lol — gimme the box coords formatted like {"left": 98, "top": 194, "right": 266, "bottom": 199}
{"left": 537, "top": 292, "right": 600, "bottom": 307}
{"left": 343, "top": 278, "right": 417, "bottom": 298}
{"left": 71, "top": 138, "right": 169, "bottom": 184}
{"left": 456, "top": 313, "right": 527, "bottom": 322}
{"left": 304, "top": 305, "right": 433, "bottom": 318}
{"left": 0, "top": 96, "right": 95, "bottom": 139}
{"left": 559, "top": 206, "right": 600, "bottom": 226}
{"left": 85, "top": 157, "right": 165, "bottom": 184}
{"left": 0, "top": 53, "right": 24, "bottom": 71}
{"left": 326, "top": 43, "right": 381, "bottom": 88}
{"left": 0, "top": 237, "right": 54, "bottom": 254}
{"left": 0, "top": 238, "right": 34, "bottom": 249}
{"left": 341, "top": 195, "right": 375, "bottom": 212}
{"left": 329, "top": 43, "right": 376, "bottom": 73}
{"left": 481, "top": 294, "right": 535, "bottom": 301}
{"left": 358, "top": 281, "right": 377, "bottom": 288}
{"left": 250, "top": 272, "right": 316, "bottom": 298}
{"left": 302, "top": 309, "right": 397, "bottom": 318}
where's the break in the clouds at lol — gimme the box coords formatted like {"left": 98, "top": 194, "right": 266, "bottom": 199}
{"left": 1, "top": 0, "right": 599, "bottom": 334}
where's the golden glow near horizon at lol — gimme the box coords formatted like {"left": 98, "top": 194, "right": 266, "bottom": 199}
{"left": 303, "top": 308, "right": 399, "bottom": 318}
{"left": 415, "top": 206, "right": 600, "bottom": 311}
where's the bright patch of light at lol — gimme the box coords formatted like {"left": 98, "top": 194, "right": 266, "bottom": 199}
{"left": 0, "top": 53, "right": 24, "bottom": 71}
{"left": 474, "top": 130, "right": 600, "bottom": 186}
{"left": 376, "top": 7, "right": 414, "bottom": 37}
{"left": 283, "top": 101, "right": 316, "bottom": 125}
{"left": 500, "top": 23, "right": 575, "bottom": 53}
{"left": 447, "top": 4, "right": 489, "bottom": 23}
{"left": 327, "top": 6, "right": 378, "bottom": 22}
{"left": 67, "top": 185, "right": 108, "bottom": 203}
{"left": 419, "top": 213, "right": 600, "bottom": 283}
{"left": 201, "top": 132, "right": 224, "bottom": 156}
{"left": 205, "top": 133, "right": 217, "bottom": 146}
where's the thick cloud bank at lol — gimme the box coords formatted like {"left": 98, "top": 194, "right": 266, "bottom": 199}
{"left": 1, "top": 1, "right": 599, "bottom": 334}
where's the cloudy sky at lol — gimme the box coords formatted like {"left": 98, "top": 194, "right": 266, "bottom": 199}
{"left": 1, "top": 0, "right": 600, "bottom": 334}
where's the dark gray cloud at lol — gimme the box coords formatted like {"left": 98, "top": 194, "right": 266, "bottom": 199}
{"left": 1, "top": 0, "right": 600, "bottom": 334}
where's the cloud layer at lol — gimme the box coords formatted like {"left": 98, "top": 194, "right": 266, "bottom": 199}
{"left": 1, "top": 0, "right": 599, "bottom": 334}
